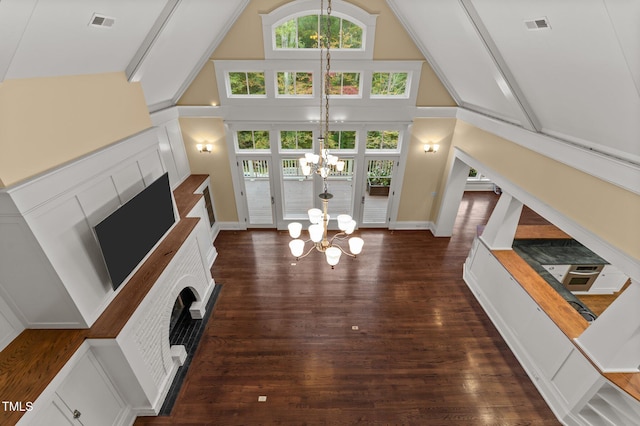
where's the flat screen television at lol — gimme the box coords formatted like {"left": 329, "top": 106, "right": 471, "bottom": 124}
{"left": 94, "top": 172, "right": 175, "bottom": 290}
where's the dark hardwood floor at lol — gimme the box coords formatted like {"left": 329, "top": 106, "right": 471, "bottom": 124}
{"left": 136, "top": 191, "right": 560, "bottom": 425}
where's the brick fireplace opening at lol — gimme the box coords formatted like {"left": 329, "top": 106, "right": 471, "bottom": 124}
{"left": 160, "top": 284, "right": 221, "bottom": 415}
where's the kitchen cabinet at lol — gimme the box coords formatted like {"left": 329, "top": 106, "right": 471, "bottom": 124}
{"left": 589, "top": 264, "right": 629, "bottom": 294}
{"left": 541, "top": 264, "right": 570, "bottom": 283}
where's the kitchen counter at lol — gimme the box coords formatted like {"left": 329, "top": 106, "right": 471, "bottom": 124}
{"left": 512, "top": 238, "right": 608, "bottom": 265}
{"left": 512, "top": 238, "right": 604, "bottom": 321}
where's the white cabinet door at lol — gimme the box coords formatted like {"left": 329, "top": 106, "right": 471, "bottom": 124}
{"left": 591, "top": 264, "right": 629, "bottom": 294}
{"left": 56, "top": 352, "right": 126, "bottom": 426}
{"left": 540, "top": 264, "right": 570, "bottom": 283}
{"left": 31, "top": 394, "right": 79, "bottom": 426}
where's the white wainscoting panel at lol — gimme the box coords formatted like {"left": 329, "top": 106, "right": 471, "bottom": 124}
{"left": 0, "top": 126, "right": 190, "bottom": 331}
{"left": 0, "top": 219, "right": 85, "bottom": 328}
{"left": 111, "top": 162, "right": 146, "bottom": 206}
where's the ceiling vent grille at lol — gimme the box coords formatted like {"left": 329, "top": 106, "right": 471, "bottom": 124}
{"left": 89, "top": 13, "right": 115, "bottom": 28}
{"left": 525, "top": 17, "right": 550, "bottom": 30}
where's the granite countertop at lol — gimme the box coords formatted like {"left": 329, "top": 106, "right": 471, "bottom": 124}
{"left": 512, "top": 238, "right": 608, "bottom": 266}
{"left": 512, "top": 238, "right": 603, "bottom": 321}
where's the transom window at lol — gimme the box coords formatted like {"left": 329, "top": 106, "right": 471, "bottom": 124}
{"left": 328, "top": 72, "right": 360, "bottom": 96}
{"left": 276, "top": 71, "right": 313, "bottom": 96}
{"left": 227, "top": 72, "right": 266, "bottom": 96}
{"left": 237, "top": 130, "right": 270, "bottom": 150}
{"left": 326, "top": 131, "right": 356, "bottom": 150}
{"left": 371, "top": 72, "right": 409, "bottom": 97}
{"left": 280, "top": 130, "right": 313, "bottom": 150}
{"left": 275, "top": 15, "right": 363, "bottom": 50}
{"left": 366, "top": 131, "right": 400, "bottom": 151}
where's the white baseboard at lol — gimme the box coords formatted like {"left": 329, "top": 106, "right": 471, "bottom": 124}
{"left": 388, "top": 221, "right": 433, "bottom": 230}
{"left": 217, "top": 221, "right": 245, "bottom": 230}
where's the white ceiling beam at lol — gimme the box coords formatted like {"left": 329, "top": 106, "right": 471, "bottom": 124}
{"left": 458, "top": 0, "right": 541, "bottom": 133}
{"left": 171, "top": 0, "right": 250, "bottom": 106}
{"left": 0, "top": 0, "right": 38, "bottom": 82}
{"left": 126, "top": 0, "right": 181, "bottom": 82}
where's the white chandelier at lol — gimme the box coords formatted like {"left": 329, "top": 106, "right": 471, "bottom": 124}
{"left": 287, "top": 0, "right": 363, "bottom": 268}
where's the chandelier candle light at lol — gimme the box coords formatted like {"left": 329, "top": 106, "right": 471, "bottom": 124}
{"left": 287, "top": 0, "right": 364, "bottom": 268}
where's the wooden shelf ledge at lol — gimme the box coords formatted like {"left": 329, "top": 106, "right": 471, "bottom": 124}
{"left": 173, "top": 174, "right": 208, "bottom": 219}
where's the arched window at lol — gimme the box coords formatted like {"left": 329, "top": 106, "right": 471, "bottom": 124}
{"left": 274, "top": 14, "right": 363, "bottom": 50}
{"left": 261, "top": 0, "right": 376, "bottom": 60}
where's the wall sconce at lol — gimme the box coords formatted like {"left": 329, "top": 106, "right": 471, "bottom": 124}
{"left": 196, "top": 143, "right": 213, "bottom": 153}
{"left": 424, "top": 143, "right": 439, "bottom": 153}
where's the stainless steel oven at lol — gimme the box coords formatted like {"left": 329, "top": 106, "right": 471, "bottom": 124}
{"left": 562, "top": 264, "right": 604, "bottom": 292}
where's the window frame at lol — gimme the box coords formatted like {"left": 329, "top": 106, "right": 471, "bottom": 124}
{"left": 370, "top": 71, "right": 411, "bottom": 99}
{"left": 275, "top": 71, "right": 315, "bottom": 98}
{"left": 226, "top": 71, "right": 268, "bottom": 98}
{"left": 235, "top": 130, "right": 272, "bottom": 152}
{"left": 365, "top": 130, "right": 402, "bottom": 153}
{"left": 327, "top": 71, "right": 362, "bottom": 98}
{"left": 273, "top": 13, "right": 365, "bottom": 51}
{"left": 261, "top": 0, "right": 377, "bottom": 60}
{"left": 325, "top": 130, "right": 358, "bottom": 152}
{"left": 279, "top": 129, "right": 315, "bottom": 152}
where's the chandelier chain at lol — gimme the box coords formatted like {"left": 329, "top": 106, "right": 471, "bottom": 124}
{"left": 324, "top": 0, "right": 332, "bottom": 142}
{"left": 287, "top": 0, "right": 362, "bottom": 268}
{"left": 319, "top": 0, "right": 324, "bottom": 142}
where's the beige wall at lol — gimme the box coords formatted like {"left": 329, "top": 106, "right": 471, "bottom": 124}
{"left": 178, "top": 61, "right": 220, "bottom": 107}
{"left": 396, "top": 118, "right": 457, "bottom": 222}
{"left": 179, "top": 117, "right": 238, "bottom": 222}
{"left": 0, "top": 72, "right": 151, "bottom": 188}
{"left": 178, "top": 0, "right": 455, "bottom": 106}
{"left": 416, "top": 62, "right": 457, "bottom": 107}
{"left": 450, "top": 120, "right": 640, "bottom": 261}
{"left": 210, "top": 0, "right": 288, "bottom": 60}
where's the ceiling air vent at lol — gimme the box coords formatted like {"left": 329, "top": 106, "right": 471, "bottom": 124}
{"left": 525, "top": 17, "right": 550, "bottom": 30}
{"left": 89, "top": 13, "right": 115, "bottom": 28}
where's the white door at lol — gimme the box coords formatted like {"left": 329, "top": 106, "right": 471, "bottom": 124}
{"left": 323, "top": 159, "right": 355, "bottom": 220}
{"left": 280, "top": 158, "right": 315, "bottom": 221}
{"left": 360, "top": 158, "right": 397, "bottom": 226}
{"left": 238, "top": 158, "right": 276, "bottom": 227}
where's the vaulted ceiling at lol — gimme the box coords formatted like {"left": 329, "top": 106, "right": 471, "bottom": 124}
{"left": 1, "top": 0, "right": 638, "bottom": 166}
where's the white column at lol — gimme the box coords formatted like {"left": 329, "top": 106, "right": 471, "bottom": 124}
{"left": 433, "top": 157, "right": 470, "bottom": 236}
{"left": 480, "top": 192, "right": 523, "bottom": 250}
{"left": 576, "top": 279, "right": 640, "bottom": 372}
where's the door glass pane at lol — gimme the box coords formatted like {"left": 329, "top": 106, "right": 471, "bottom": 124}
{"left": 363, "top": 159, "right": 393, "bottom": 224}
{"left": 282, "top": 159, "right": 314, "bottom": 220}
{"left": 242, "top": 159, "right": 273, "bottom": 225}
{"left": 325, "top": 159, "right": 354, "bottom": 217}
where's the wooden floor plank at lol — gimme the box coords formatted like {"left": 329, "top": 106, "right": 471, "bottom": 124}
{"left": 135, "top": 191, "right": 562, "bottom": 425}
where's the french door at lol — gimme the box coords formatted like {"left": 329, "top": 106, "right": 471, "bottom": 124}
{"left": 238, "top": 158, "right": 275, "bottom": 227}
{"left": 280, "top": 158, "right": 314, "bottom": 221}
{"left": 359, "top": 157, "right": 397, "bottom": 227}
